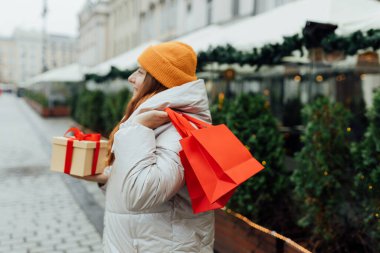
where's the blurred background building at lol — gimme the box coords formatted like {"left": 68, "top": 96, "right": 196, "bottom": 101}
{"left": 6, "top": 0, "right": 380, "bottom": 134}
{"left": 107, "top": 0, "right": 139, "bottom": 57}
{"left": 0, "top": 36, "right": 17, "bottom": 85}
{"left": 78, "top": 0, "right": 110, "bottom": 66}
{"left": 1, "top": 1, "right": 380, "bottom": 253}
{"left": 77, "top": 0, "right": 299, "bottom": 66}
{"left": 0, "top": 0, "right": 301, "bottom": 85}
{"left": 0, "top": 29, "right": 76, "bottom": 85}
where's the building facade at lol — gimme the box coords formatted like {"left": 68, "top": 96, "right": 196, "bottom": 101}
{"left": 138, "top": 0, "right": 299, "bottom": 43}
{"left": 0, "top": 37, "right": 17, "bottom": 84}
{"left": 77, "top": 0, "right": 299, "bottom": 66}
{"left": 46, "top": 34, "right": 77, "bottom": 70}
{"left": 12, "top": 29, "right": 43, "bottom": 85}
{"left": 107, "top": 0, "right": 139, "bottom": 57}
{"left": 0, "top": 29, "right": 76, "bottom": 85}
{"left": 78, "top": 0, "right": 110, "bottom": 66}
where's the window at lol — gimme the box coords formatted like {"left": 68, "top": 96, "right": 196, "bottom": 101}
{"left": 187, "top": 2, "right": 192, "bottom": 12}
{"left": 150, "top": 3, "right": 155, "bottom": 11}
{"left": 160, "top": 3, "right": 167, "bottom": 34}
{"left": 207, "top": 0, "right": 213, "bottom": 25}
{"left": 168, "top": 0, "right": 177, "bottom": 30}
{"left": 232, "top": 0, "right": 239, "bottom": 17}
{"left": 252, "top": 0, "right": 257, "bottom": 15}
{"left": 276, "top": 0, "right": 284, "bottom": 7}
{"left": 253, "top": 0, "right": 265, "bottom": 15}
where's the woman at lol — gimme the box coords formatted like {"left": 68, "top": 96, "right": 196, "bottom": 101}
{"left": 76, "top": 41, "right": 214, "bottom": 252}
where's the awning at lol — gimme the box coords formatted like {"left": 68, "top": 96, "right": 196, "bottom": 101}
{"left": 88, "top": 40, "right": 160, "bottom": 75}
{"left": 222, "top": 0, "right": 380, "bottom": 49}
{"left": 23, "top": 63, "right": 87, "bottom": 87}
{"left": 176, "top": 25, "right": 225, "bottom": 52}
{"left": 86, "top": 0, "right": 380, "bottom": 76}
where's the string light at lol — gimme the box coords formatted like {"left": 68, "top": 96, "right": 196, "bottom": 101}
{"left": 294, "top": 75, "right": 302, "bottom": 82}
{"left": 324, "top": 171, "right": 328, "bottom": 176}
{"left": 316, "top": 75, "right": 324, "bottom": 82}
{"left": 369, "top": 185, "right": 373, "bottom": 190}
{"left": 223, "top": 208, "right": 312, "bottom": 253}
{"left": 336, "top": 74, "right": 346, "bottom": 82}
{"left": 347, "top": 127, "right": 351, "bottom": 132}
{"left": 218, "top": 92, "right": 225, "bottom": 110}
{"left": 262, "top": 161, "right": 267, "bottom": 166}
{"left": 218, "top": 92, "right": 225, "bottom": 101}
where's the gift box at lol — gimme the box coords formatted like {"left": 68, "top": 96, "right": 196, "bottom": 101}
{"left": 50, "top": 128, "right": 108, "bottom": 176}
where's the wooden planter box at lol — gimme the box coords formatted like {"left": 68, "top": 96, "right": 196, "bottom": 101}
{"left": 24, "top": 98, "right": 70, "bottom": 117}
{"left": 323, "top": 50, "right": 345, "bottom": 63}
{"left": 357, "top": 51, "right": 379, "bottom": 67}
{"left": 49, "top": 106, "right": 70, "bottom": 117}
{"left": 214, "top": 209, "right": 310, "bottom": 253}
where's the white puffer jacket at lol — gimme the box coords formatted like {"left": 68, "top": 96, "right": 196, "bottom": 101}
{"left": 102, "top": 80, "right": 215, "bottom": 253}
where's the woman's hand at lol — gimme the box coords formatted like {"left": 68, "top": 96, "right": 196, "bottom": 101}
{"left": 70, "top": 173, "right": 109, "bottom": 185}
{"left": 133, "top": 110, "right": 170, "bottom": 129}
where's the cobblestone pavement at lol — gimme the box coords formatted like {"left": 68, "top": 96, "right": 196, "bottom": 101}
{"left": 0, "top": 93, "right": 105, "bottom": 253}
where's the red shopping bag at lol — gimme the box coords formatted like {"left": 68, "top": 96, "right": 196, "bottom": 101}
{"left": 165, "top": 108, "right": 265, "bottom": 214}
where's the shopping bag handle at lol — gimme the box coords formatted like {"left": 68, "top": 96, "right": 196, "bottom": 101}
{"left": 165, "top": 108, "right": 213, "bottom": 138}
{"left": 180, "top": 113, "right": 212, "bottom": 129}
{"left": 165, "top": 108, "right": 195, "bottom": 138}
{"left": 165, "top": 108, "right": 211, "bottom": 129}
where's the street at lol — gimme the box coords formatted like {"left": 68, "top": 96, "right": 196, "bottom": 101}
{"left": 0, "top": 93, "right": 105, "bottom": 253}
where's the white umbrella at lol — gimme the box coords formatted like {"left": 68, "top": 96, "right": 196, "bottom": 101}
{"left": 222, "top": 0, "right": 380, "bottom": 49}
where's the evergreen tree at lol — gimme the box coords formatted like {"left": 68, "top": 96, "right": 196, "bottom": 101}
{"left": 351, "top": 90, "right": 380, "bottom": 252}
{"left": 291, "top": 97, "right": 371, "bottom": 252}
{"left": 101, "top": 88, "right": 131, "bottom": 136}
{"left": 73, "top": 89, "right": 105, "bottom": 133}
{"left": 212, "top": 93, "right": 294, "bottom": 234}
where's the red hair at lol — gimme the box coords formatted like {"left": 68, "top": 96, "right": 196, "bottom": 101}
{"left": 105, "top": 73, "right": 167, "bottom": 166}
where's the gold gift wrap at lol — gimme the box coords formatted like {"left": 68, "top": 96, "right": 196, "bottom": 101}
{"left": 50, "top": 137, "right": 108, "bottom": 176}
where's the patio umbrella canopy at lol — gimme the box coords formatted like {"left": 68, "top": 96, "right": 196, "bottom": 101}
{"left": 87, "top": 40, "right": 160, "bottom": 76}
{"left": 24, "top": 63, "right": 87, "bottom": 87}
{"left": 222, "top": 0, "right": 380, "bottom": 49}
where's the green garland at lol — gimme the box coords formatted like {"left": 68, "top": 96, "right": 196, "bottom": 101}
{"left": 197, "top": 34, "right": 304, "bottom": 71}
{"left": 321, "top": 29, "right": 380, "bottom": 54}
{"left": 85, "top": 29, "right": 380, "bottom": 82}
{"left": 85, "top": 66, "right": 134, "bottom": 83}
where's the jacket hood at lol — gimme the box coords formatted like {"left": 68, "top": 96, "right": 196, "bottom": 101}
{"left": 123, "top": 79, "right": 211, "bottom": 124}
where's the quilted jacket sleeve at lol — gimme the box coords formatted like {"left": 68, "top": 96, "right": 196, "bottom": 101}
{"left": 112, "top": 122, "right": 184, "bottom": 211}
{"left": 98, "top": 166, "right": 112, "bottom": 194}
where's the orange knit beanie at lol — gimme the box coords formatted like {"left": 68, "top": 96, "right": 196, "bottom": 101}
{"left": 137, "top": 41, "right": 197, "bottom": 88}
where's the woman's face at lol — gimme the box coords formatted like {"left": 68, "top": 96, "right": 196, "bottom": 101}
{"left": 128, "top": 67, "right": 147, "bottom": 95}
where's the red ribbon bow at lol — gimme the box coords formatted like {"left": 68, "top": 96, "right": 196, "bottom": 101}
{"left": 63, "top": 127, "right": 101, "bottom": 175}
